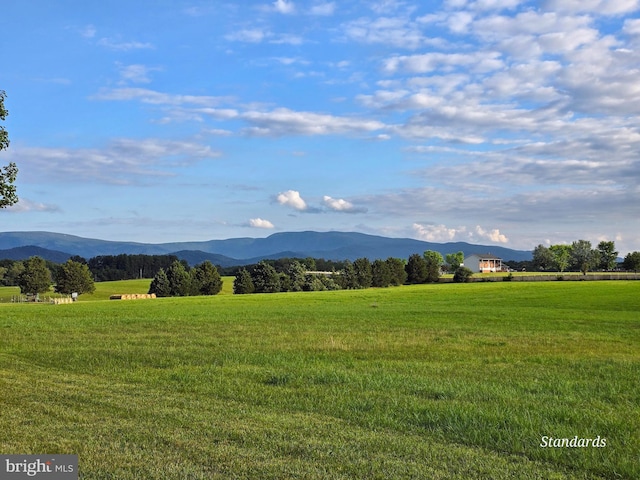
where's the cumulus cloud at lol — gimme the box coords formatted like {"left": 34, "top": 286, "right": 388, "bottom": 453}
{"left": 413, "top": 223, "right": 462, "bottom": 241}
{"left": 474, "top": 225, "right": 509, "bottom": 243}
{"left": 323, "top": 195, "right": 367, "bottom": 213}
{"left": 276, "top": 190, "right": 308, "bottom": 210}
{"left": 249, "top": 218, "right": 275, "bottom": 229}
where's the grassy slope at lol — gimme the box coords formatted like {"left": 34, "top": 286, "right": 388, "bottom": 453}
{"left": 0, "top": 282, "right": 638, "bottom": 479}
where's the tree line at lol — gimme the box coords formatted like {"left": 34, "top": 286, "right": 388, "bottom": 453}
{"left": 232, "top": 251, "right": 474, "bottom": 295}
{"left": 532, "top": 240, "right": 640, "bottom": 274}
{"left": 2, "top": 257, "right": 96, "bottom": 297}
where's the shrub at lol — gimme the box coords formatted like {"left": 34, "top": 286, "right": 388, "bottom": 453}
{"left": 453, "top": 266, "right": 474, "bottom": 283}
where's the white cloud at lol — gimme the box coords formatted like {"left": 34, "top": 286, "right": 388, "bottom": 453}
{"left": 92, "top": 87, "right": 227, "bottom": 106}
{"left": 80, "top": 24, "right": 96, "bottom": 38}
{"left": 310, "top": 2, "right": 335, "bottom": 16}
{"left": 249, "top": 218, "right": 275, "bottom": 229}
{"left": 383, "top": 51, "right": 503, "bottom": 73}
{"left": 474, "top": 225, "right": 509, "bottom": 243}
{"left": 413, "top": 223, "right": 461, "bottom": 241}
{"left": 97, "top": 38, "right": 154, "bottom": 51}
{"left": 277, "top": 190, "right": 308, "bottom": 210}
{"left": 226, "top": 28, "right": 269, "bottom": 43}
{"left": 116, "top": 64, "right": 160, "bottom": 85}
{"left": 343, "top": 16, "right": 433, "bottom": 49}
{"left": 623, "top": 18, "right": 640, "bottom": 35}
{"left": 240, "top": 108, "right": 386, "bottom": 136}
{"left": 473, "top": 0, "right": 522, "bottom": 11}
{"left": 6, "top": 198, "right": 61, "bottom": 213}
{"left": 9, "top": 139, "right": 221, "bottom": 185}
{"left": 542, "top": 0, "right": 640, "bottom": 15}
{"left": 273, "top": 0, "right": 295, "bottom": 14}
{"left": 323, "top": 195, "right": 367, "bottom": 213}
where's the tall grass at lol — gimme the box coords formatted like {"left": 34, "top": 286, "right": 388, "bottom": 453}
{"left": 1, "top": 281, "right": 638, "bottom": 479}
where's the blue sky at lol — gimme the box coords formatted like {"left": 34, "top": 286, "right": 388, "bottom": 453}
{"left": 1, "top": 0, "right": 639, "bottom": 254}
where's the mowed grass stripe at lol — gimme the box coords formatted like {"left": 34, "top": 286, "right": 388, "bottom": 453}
{"left": 1, "top": 281, "right": 638, "bottom": 479}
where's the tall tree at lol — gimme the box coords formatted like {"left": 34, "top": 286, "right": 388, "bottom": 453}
{"left": 385, "top": 257, "right": 407, "bottom": 286}
{"left": 423, "top": 250, "right": 444, "bottom": 283}
{"left": 250, "top": 261, "right": 281, "bottom": 293}
{"left": 597, "top": 241, "right": 618, "bottom": 271}
{"left": 340, "top": 260, "right": 359, "bottom": 289}
{"left": 17, "top": 256, "right": 51, "bottom": 295}
{"left": 405, "top": 253, "right": 427, "bottom": 284}
{"left": 371, "top": 259, "right": 392, "bottom": 287}
{"left": 622, "top": 251, "right": 640, "bottom": 273}
{"left": 233, "top": 269, "right": 254, "bottom": 294}
{"left": 532, "top": 244, "right": 553, "bottom": 271}
{"left": 0, "top": 90, "right": 18, "bottom": 208}
{"left": 549, "top": 244, "right": 572, "bottom": 272}
{"left": 445, "top": 251, "right": 464, "bottom": 272}
{"left": 571, "top": 240, "right": 598, "bottom": 275}
{"left": 353, "top": 257, "right": 373, "bottom": 289}
{"left": 285, "top": 260, "right": 306, "bottom": 292}
{"left": 191, "top": 260, "right": 223, "bottom": 295}
{"left": 166, "top": 260, "right": 192, "bottom": 296}
{"left": 149, "top": 268, "right": 171, "bottom": 297}
{"left": 54, "top": 259, "right": 95, "bottom": 295}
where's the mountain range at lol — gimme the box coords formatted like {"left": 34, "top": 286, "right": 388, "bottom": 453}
{"left": 0, "top": 231, "right": 533, "bottom": 266}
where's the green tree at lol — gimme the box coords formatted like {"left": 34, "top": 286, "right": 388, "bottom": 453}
{"left": 453, "top": 266, "right": 474, "bottom": 283}
{"left": 423, "top": 250, "right": 444, "bottom": 283}
{"left": 371, "top": 259, "right": 392, "bottom": 287}
{"left": 532, "top": 244, "right": 553, "bottom": 271}
{"left": 549, "top": 244, "right": 572, "bottom": 272}
{"left": 233, "top": 269, "right": 254, "bottom": 294}
{"left": 251, "top": 261, "right": 281, "bottom": 293}
{"left": 571, "top": 240, "right": 598, "bottom": 275}
{"left": 340, "top": 260, "right": 359, "bottom": 289}
{"left": 4, "top": 261, "right": 24, "bottom": 286}
{"left": 166, "top": 260, "right": 192, "bottom": 296}
{"left": 597, "top": 241, "right": 618, "bottom": 271}
{"left": 54, "top": 259, "right": 95, "bottom": 295}
{"left": 405, "top": 253, "right": 427, "bottom": 284}
{"left": 385, "top": 257, "right": 407, "bottom": 286}
{"left": 353, "top": 257, "right": 373, "bottom": 288}
{"left": 17, "top": 256, "right": 51, "bottom": 295}
{"left": 445, "top": 251, "right": 464, "bottom": 272}
{"left": 0, "top": 90, "right": 18, "bottom": 208}
{"left": 191, "top": 260, "right": 223, "bottom": 295}
{"left": 149, "top": 268, "right": 171, "bottom": 297}
{"left": 285, "top": 260, "right": 306, "bottom": 292}
{"left": 622, "top": 251, "right": 640, "bottom": 273}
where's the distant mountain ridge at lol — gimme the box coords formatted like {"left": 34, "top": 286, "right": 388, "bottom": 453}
{"left": 0, "top": 245, "right": 73, "bottom": 264}
{"left": 0, "top": 231, "right": 533, "bottom": 265}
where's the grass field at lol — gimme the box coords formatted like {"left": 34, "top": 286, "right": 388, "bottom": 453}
{"left": 0, "top": 281, "right": 638, "bottom": 479}
{"left": 0, "top": 276, "right": 236, "bottom": 303}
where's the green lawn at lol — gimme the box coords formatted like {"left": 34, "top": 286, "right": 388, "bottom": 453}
{"left": 1, "top": 281, "right": 638, "bottom": 479}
